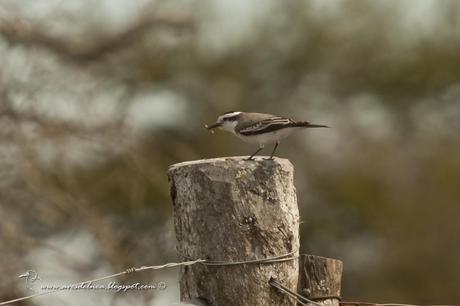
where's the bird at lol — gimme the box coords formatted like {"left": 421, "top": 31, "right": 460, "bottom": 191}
{"left": 205, "top": 111, "right": 329, "bottom": 160}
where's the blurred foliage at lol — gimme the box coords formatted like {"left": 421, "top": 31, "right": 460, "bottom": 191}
{"left": 0, "top": 0, "right": 460, "bottom": 305}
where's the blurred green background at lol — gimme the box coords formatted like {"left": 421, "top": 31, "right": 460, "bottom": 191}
{"left": 1, "top": 0, "right": 459, "bottom": 305}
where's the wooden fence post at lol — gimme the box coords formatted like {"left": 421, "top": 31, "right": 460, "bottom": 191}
{"left": 298, "top": 255, "right": 343, "bottom": 306}
{"left": 168, "top": 157, "right": 300, "bottom": 306}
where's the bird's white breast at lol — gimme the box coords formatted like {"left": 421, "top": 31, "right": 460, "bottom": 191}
{"left": 220, "top": 120, "right": 238, "bottom": 132}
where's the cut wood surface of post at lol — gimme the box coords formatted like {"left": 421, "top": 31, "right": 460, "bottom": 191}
{"left": 298, "top": 254, "right": 343, "bottom": 306}
{"left": 169, "top": 156, "right": 300, "bottom": 306}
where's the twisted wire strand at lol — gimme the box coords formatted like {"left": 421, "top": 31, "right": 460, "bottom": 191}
{"left": 0, "top": 251, "right": 297, "bottom": 306}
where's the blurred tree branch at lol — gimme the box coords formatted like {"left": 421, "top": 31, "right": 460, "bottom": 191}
{"left": 0, "top": 104, "right": 120, "bottom": 134}
{"left": 0, "top": 13, "right": 194, "bottom": 63}
{"left": 0, "top": 1, "right": 459, "bottom": 303}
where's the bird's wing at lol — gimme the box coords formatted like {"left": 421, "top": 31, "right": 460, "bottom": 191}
{"left": 238, "top": 116, "right": 296, "bottom": 136}
{"left": 235, "top": 113, "right": 276, "bottom": 132}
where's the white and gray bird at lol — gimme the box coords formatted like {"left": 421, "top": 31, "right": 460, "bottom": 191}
{"left": 205, "top": 111, "right": 329, "bottom": 160}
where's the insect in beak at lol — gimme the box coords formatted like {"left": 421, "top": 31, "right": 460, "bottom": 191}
{"left": 205, "top": 122, "right": 222, "bottom": 133}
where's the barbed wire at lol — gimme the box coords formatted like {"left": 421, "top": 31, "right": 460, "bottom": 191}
{"left": 3, "top": 250, "right": 458, "bottom": 306}
{"left": 344, "top": 304, "right": 459, "bottom": 306}
{"left": 269, "top": 278, "right": 459, "bottom": 306}
{"left": 0, "top": 259, "right": 204, "bottom": 306}
{"left": 179, "top": 249, "right": 298, "bottom": 266}
{"left": 269, "top": 277, "right": 323, "bottom": 306}
{"left": 0, "top": 251, "right": 297, "bottom": 306}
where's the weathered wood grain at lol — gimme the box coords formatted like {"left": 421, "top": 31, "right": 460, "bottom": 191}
{"left": 169, "top": 157, "right": 300, "bottom": 306}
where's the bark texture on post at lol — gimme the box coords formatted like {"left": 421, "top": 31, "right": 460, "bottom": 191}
{"left": 298, "top": 255, "right": 343, "bottom": 306}
{"left": 169, "top": 157, "right": 300, "bottom": 306}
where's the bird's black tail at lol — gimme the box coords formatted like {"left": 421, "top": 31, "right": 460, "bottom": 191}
{"left": 294, "top": 121, "right": 330, "bottom": 128}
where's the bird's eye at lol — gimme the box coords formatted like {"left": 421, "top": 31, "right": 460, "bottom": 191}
{"left": 223, "top": 116, "right": 236, "bottom": 121}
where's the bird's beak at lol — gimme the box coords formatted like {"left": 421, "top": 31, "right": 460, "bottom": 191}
{"left": 307, "top": 123, "right": 330, "bottom": 128}
{"left": 205, "top": 122, "right": 222, "bottom": 130}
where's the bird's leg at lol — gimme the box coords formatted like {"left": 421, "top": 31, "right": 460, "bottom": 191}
{"left": 265, "top": 142, "right": 279, "bottom": 160}
{"left": 246, "top": 145, "right": 264, "bottom": 160}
